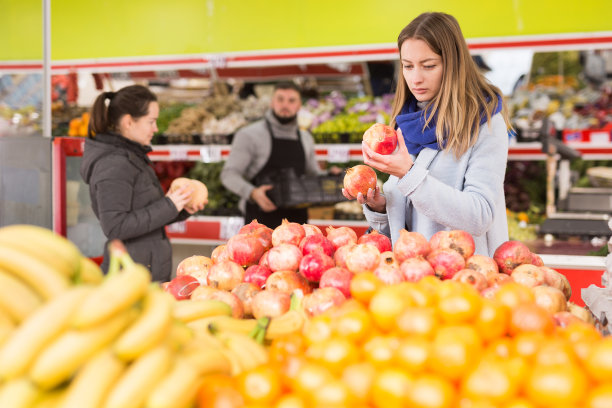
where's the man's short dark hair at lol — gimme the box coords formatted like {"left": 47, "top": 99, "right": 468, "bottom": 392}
{"left": 274, "top": 81, "right": 301, "bottom": 94}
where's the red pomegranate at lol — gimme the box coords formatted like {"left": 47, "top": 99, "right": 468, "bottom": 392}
{"left": 530, "top": 252, "right": 544, "bottom": 267}
{"left": 532, "top": 285, "right": 567, "bottom": 315}
{"left": 510, "top": 264, "right": 546, "bottom": 288}
{"left": 333, "top": 243, "right": 356, "bottom": 269}
{"left": 251, "top": 290, "right": 291, "bottom": 319}
{"left": 400, "top": 256, "right": 435, "bottom": 282}
{"left": 258, "top": 250, "right": 271, "bottom": 268}
{"left": 429, "top": 230, "right": 475, "bottom": 259}
{"left": 208, "top": 290, "right": 244, "bottom": 318}
{"left": 226, "top": 233, "right": 265, "bottom": 267}
{"left": 231, "top": 282, "right": 261, "bottom": 317}
{"left": 299, "top": 234, "right": 335, "bottom": 257}
{"left": 374, "top": 252, "right": 404, "bottom": 285}
{"left": 299, "top": 252, "right": 335, "bottom": 283}
{"left": 451, "top": 269, "right": 488, "bottom": 292}
{"left": 239, "top": 219, "right": 273, "bottom": 250}
{"left": 175, "top": 255, "right": 212, "bottom": 284}
{"left": 493, "top": 240, "right": 532, "bottom": 274}
{"left": 164, "top": 275, "right": 201, "bottom": 300}
{"left": 206, "top": 260, "right": 245, "bottom": 291}
{"left": 326, "top": 226, "right": 358, "bottom": 251}
{"left": 358, "top": 230, "right": 392, "bottom": 254}
{"left": 266, "top": 270, "right": 312, "bottom": 295}
{"left": 345, "top": 244, "right": 381, "bottom": 274}
{"left": 302, "top": 223, "right": 323, "bottom": 236}
{"left": 540, "top": 266, "right": 572, "bottom": 300}
{"left": 211, "top": 244, "right": 230, "bottom": 264}
{"left": 343, "top": 165, "right": 377, "bottom": 198}
{"left": 243, "top": 264, "right": 273, "bottom": 289}
{"left": 319, "top": 267, "right": 354, "bottom": 298}
{"left": 426, "top": 248, "right": 466, "bottom": 280}
{"left": 465, "top": 254, "right": 499, "bottom": 284}
{"left": 302, "top": 287, "right": 346, "bottom": 317}
{"left": 393, "top": 229, "right": 431, "bottom": 263}
{"left": 267, "top": 243, "right": 303, "bottom": 272}
{"left": 363, "top": 123, "right": 398, "bottom": 155}
{"left": 272, "top": 219, "right": 305, "bottom": 247}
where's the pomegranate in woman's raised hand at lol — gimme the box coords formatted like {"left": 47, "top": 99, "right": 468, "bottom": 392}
{"left": 363, "top": 123, "right": 398, "bottom": 155}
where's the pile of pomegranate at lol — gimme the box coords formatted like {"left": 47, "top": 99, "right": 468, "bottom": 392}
{"left": 163, "top": 219, "right": 591, "bottom": 326}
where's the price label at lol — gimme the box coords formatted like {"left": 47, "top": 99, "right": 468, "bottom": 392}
{"left": 169, "top": 148, "right": 189, "bottom": 161}
{"left": 219, "top": 217, "right": 244, "bottom": 241}
{"left": 210, "top": 54, "right": 228, "bottom": 69}
{"left": 327, "top": 145, "right": 351, "bottom": 163}
{"left": 200, "top": 146, "right": 222, "bottom": 163}
{"left": 167, "top": 221, "right": 186, "bottom": 234}
{"left": 590, "top": 131, "right": 610, "bottom": 144}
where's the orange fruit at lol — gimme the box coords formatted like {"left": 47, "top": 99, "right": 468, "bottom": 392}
{"left": 474, "top": 298, "right": 510, "bottom": 342}
{"left": 395, "top": 336, "right": 431, "bottom": 373}
{"left": 341, "top": 361, "right": 377, "bottom": 403}
{"left": 394, "top": 306, "right": 439, "bottom": 339}
{"left": 502, "top": 398, "right": 537, "bottom": 408}
{"left": 333, "top": 305, "right": 374, "bottom": 344}
{"left": 512, "top": 331, "right": 547, "bottom": 362}
{"left": 274, "top": 393, "right": 307, "bottom": 408}
{"left": 291, "top": 361, "right": 335, "bottom": 398}
{"left": 371, "top": 367, "right": 413, "bottom": 408}
{"left": 350, "top": 271, "right": 383, "bottom": 304}
{"left": 533, "top": 337, "right": 578, "bottom": 366}
{"left": 197, "top": 373, "right": 244, "bottom": 408}
{"left": 399, "top": 281, "right": 437, "bottom": 307}
{"left": 362, "top": 334, "right": 400, "bottom": 368}
{"left": 508, "top": 303, "right": 555, "bottom": 336}
{"left": 236, "top": 365, "right": 282, "bottom": 405}
{"left": 305, "top": 336, "right": 360, "bottom": 376}
{"left": 483, "top": 337, "right": 514, "bottom": 360}
{"left": 493, "top": 282, "right": 535, "bottom": 308}
{"left": 407, "top": 373, "right": 456, "bottom": 408}
{"left": 302, "top": 314, "right": 333, "bottom": 345}
{"left": 525, "top": 363, "right": 588, "bottom": 406}
{"left": 461, "top": 359, "right": 519, "bottom": 404}
{"left": 269, "top": 332, "right": 305, "bottom": 364}
{"left": 436, "top": 282, "right": 482, "bottom": 325}
{"left": 586, "top": 383, "right": 612, "bottom": 408}
{"left": 585, "top": 336, "right": 612, "bottom": 383}
{"left": 428, "top": 325, "right": 483, "bottom": 382}
{"left": 369, "top": 287, "right": 409, "bottom": 332}
{"left": 311, "top": 379, "right": 356, "bottom": 407}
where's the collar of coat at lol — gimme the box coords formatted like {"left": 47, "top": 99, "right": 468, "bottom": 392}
{"left": 93, "top": 132, "right": 153, "bottom": 163}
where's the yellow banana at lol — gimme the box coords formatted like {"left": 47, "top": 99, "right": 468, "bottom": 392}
{"left": 218, "top": 331, "right": 269, "bottom": 374}
{"left": 0, "top": 245, "right": 70, "bottom": 300}
{"left": 145, "top": 357, "right": 202, "bottom": 408}
{"left": 71, "top": 263, "right": 150, "bottom": 329}
{"left": 188, "top": 315, "right": 257, "bottom": 336}
{"left": 266, "top": 309, "right": 306, "bottom": 340}
{"left": 166, "top": 320, "right": 194, "bottom": 351}
{"left": 0, "top": 268, "right": 43, "bottom": 323}
{"left": 172, "top": 299, "right": 232, "bottom": 323}
{"left": 30, "top": 309, "right": 132, "bottom": 390}
{"left": 78, "top": 256, "right": 104, "bottom": 285}
{"left": 0, "top": 377, "right": 40, "bottom": 408}
{"left": 60, "top": 349, "right": 126, "bottom": 408}
{"left": 114, "top": 289, "right": 174, "bottom": 361}
{"left": 32, "top": 388, "right": 67, "bottom": 408}
{"left": 181, "top": 347, "right": 232, "bottom": 376}
{"left": 0, "top": 312, "right": 15, "bottom": 346}
{"left": 0, "top": 224, "right": 81, "bottom": 280}
{"left": 0, "top": 286, "right": 92, "bottom": 380}
{"left": 102, "top": 345, "right": 173, "bottom": 408}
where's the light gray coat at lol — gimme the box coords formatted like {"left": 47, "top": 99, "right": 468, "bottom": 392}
{"left": 220, "top": 110, "right": 322, "bottom": 213}
{"left": 364, "top": 113, "right": 509, "bottom": 257}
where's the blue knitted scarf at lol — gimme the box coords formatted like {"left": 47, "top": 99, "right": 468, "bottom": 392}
{"left": 396, "top": 94, "right": 503, "bottom": 155}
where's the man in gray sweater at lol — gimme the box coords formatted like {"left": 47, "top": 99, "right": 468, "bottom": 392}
{"left": 220, "top": 82, "right": 322, "bottom": 228}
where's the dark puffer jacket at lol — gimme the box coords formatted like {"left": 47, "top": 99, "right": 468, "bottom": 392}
{"left": 80, "top": 133, "right": 188, "bottom": 282}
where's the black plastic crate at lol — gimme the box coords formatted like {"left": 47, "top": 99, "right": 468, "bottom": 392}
{"left": 257, "top": 169, "right": 347, "bottom": 208}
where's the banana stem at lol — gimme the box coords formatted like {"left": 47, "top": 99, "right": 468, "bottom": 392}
{"left": 289, "top": 291, "right": 303, "bottom": 311}
{"left": 250, "top": 317, "right": 270, "bottom": 344}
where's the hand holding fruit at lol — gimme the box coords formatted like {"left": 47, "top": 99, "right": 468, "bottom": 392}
{"left": 362, "top": 127, "right": 413, "bottom": 178}
{"left": 250, "top": 185, "right": 277, "bottom": 212}
{"left": 342, "top": 164, "right": 386, "bottom": 213}
{"left": 168, "top": 177, "right": 208, "bottom": 213}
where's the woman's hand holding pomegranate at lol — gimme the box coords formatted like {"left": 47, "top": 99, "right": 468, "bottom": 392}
{"left": 362, "top": 128, "right": 413, "bottom": 179}
{"left": 166, "top": 184, "right": 195, "bottom": 212}
{"left": 342, "top": 185, "right": 386, "bottom": 213}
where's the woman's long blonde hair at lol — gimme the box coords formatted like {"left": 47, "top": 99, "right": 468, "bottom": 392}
{"left": 390, "top": 12, "right": 511, "bottom": 159}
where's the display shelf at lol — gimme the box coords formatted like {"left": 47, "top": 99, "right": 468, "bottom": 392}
{"left": 149, "top": 142, "right": 612, "bottom": 162}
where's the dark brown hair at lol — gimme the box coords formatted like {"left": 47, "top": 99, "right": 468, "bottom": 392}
{"left": 88, "top": 85, "right": 157, "bottom": 137}
{"left": 274, "top": 81, "right": 301, "bottom": 95}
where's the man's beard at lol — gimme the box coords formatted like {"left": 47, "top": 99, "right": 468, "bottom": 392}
{"left": 272, "top": 111, "right": 297, "bottom": 124}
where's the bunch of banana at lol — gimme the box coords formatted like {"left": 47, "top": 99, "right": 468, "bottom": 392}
{"left": 0, "top": 224, "right": 104, "bottom": 339}
{"left": 0, "top": 239, "right": 235, "bottom": 408}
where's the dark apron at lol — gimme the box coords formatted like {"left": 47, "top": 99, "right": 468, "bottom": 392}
{"left": 245, "top": 119, "right": 308, "bottom": 229}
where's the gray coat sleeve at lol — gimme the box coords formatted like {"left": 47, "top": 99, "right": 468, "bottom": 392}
{"left": 93, "top": 157, "right": 179, "bottom": 241}
{"left": 300, "top": 130, "right": 325, "bottom": 176}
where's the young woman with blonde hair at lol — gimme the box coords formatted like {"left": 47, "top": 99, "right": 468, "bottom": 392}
{"left": 343, "top": 12, "right": 512, "bottom": 256}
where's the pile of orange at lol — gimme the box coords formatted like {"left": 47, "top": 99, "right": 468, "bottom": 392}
{"left": 197, "top": 274, "right": 612, "bottom": 408}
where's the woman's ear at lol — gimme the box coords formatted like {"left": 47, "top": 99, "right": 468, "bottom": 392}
{"left": 117, "top": 114, "right": 133, "bottom": 134}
